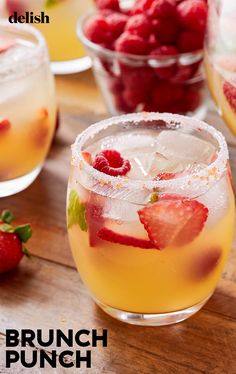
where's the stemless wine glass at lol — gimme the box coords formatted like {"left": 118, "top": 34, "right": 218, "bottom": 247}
{"left": 205, "top": 0, "right": 236, "bottom": 135}
{"left": 67, "top": 112, "right": 235, "bottom": 326}
{"left": 0, "top": 21, "right": 56, "bottom": 197}
{"left": 0, "top": 0, "right": 93, "bottom": 74}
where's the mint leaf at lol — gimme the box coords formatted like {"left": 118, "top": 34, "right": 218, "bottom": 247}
{"left": 1, "top": 210, "right": 14, "bottom": 224}
{"left": 15, "top": 224, "right": 32, "bottom": 243}
{"left": 67, "top": 190, "right": 87, "bottom": 231}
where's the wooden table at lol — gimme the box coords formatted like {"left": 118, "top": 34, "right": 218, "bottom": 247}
{"left": 0, "top": 71, "right": 236, "bottom": 374}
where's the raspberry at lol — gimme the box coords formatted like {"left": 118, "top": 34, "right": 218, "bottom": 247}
{"left": 96, "top": 0, "right": 120, "bottom": 11}
{"left": 182, "top": 88, "right": 202, "bottom": 112}
{"left": 152, "top": 17, "right": 178, "bottom": 44}
{"left": 148, "top": 0, "right": 177, "bottom": 20}
{"left": 0, "top": 119, "right": 11, "bottom": 133}
{"left": 84, "top": 15, "right": 112, "bottom": 44}
{"left": 115, "top": 32, "right": 150, "bottom": 55}
{"left": 93, "top": 149, "right": 131, "bottom": 176}
{"left": 171, "top": 60, "right": 201, "bottom": 83}
{"left": 132, "top": 0, "right": 154, "bottom": 15}
{"left": 106, "top": 13, "right": 128, "bottom": 38}
{"left": 148, "top": 33, "right": 160, "bottom": 49}
{"left": 114, "top": 92, "right": 133, "bottom": 112}
{"left": 108, "top": 77, "right": 124, "bottom": 95}
{"left": 177, "top": 30, "right": 204, "bottom": 52}
{"left": 125, "top": 14, "right": 152, "bottom": 38}
{"left": 151, "top": 45, "right": 178, "bottom": 79}
{"left": 123, "top": 87, "right": 148, "bottom": 108}
{"left": 177, "top": 0, "right": 208, "bottom": 33}
{"left": 120, "top": 66, "right": 155, "bottom": 93}
{"left": 152, "top": 81, "right": 184, "bottom": 108}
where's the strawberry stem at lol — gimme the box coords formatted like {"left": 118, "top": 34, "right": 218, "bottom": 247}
{"left": 1, "top": 209, "right": 14, "bottom": 224}
{"left": 0, "top": 223, "right": 14, "bottom": 233}
{"left": 15, "top": 224, "right": 32, "bottom": 243}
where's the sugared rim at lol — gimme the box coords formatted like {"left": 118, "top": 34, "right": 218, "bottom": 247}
{"left": 0, "top": 20, "right": 47, "bottom": 80}
{"left": 71, "top": 112, "right": 228, "bottom": 192}
{"left": 77, "top": 10, "right": 203, "bottom": 65}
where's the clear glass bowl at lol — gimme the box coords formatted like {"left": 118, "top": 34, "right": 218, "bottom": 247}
{"left": 78, "top": 11, "right": 207, "bottom": 119}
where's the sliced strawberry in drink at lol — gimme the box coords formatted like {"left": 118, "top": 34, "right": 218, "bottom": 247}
{"left": 190, "top": 247, "right": 222, "bottom": 280}
{"left": 85, "top": 193, "right": 105, "bottom": 247}
{"left": 226, "top": 160, "right": 234, "bottom": 192}
{"left": 223, "top": 81, "right": 236, "bottom": 113}
{"left": 0, "top": 119, "right": 11, "bottom": 133}
{"left": 0, "top": 36, "right": 15, "bottom": 53}
{"left": 97, "top": 227, "right": 156, "bottom": 249}
{"left": 82, "top": 151, "right": 93, "bottom": 165}
{"left": 154, "top": 172, "right": 184, "bottom": 180}
{"left": 138, "top": 197, "right": 208, "bottom": 249}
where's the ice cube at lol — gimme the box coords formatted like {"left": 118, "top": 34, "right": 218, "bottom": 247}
{"left": 101, "top": 132, "right": 156, "bottom": 154}
{"left": 198, "top": 177, "right": 229, "bottom": 227}
{"left": 155, "top": 131, "right": 216, "bottom": 164}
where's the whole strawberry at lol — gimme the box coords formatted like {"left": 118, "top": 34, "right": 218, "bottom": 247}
{"left": 0, "top": 210, "right": 32, "bottom": 274}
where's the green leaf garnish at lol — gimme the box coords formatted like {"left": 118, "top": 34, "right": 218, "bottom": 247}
{"left": 14, "top": 224, "right": 32, "bottom": 243}
{"left": 149, "top": 193, "right": 158, "bottom": 204}
{"left": 67, "top": 190, "right": 87, "bottom": 231}
{"left": 1, "top": 209, "right": 14, "bottom": 224}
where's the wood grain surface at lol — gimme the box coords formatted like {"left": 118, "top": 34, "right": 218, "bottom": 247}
{"left": 0, "top": 70, "right": 236, "bottom": 374}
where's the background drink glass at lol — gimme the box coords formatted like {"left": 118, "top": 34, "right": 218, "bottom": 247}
{"left": 205, "top": 0, "right": 236, "bottom": 135}
{"left": 0, "top": 21, "right": 56, "bottom": 197}
{"left": 1, "top": 0, "right": 93, "bottom": 74}
{"left": 67, "top": 112, "right": 234, "bottom": 326}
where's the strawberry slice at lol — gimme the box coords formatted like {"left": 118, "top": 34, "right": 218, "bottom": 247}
{"left": 97, "top": 227, "right": 155, "bottom": 249}
{"left": 227, "top": 160, "right": 234, "bottom": 192}
{"left": 85, "top": 193, "right": 105, "bottom": 247}
{"left": 0, "top": 36, "right": 15, "bottom": 53}
{"left": 223, "top": 81, "right": 236, "bottom": 113}
{"left": 0, "top": 119, "right": 11, "bottom": 133}
{"left": 154, "top": 172, "right": 184, "bottom": 181}
{"left": 190, "top": 247, "right": 222, "bottom": 280}
{"left": 82, "top": 151, "right": 93, "bottom": 165}
{"left": 138, "top": 196, "right": 208, "bottom": 249}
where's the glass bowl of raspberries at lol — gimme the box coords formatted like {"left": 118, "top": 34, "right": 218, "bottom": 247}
{"left": 78, "top": 0, "right": 208, "bottom": 117}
